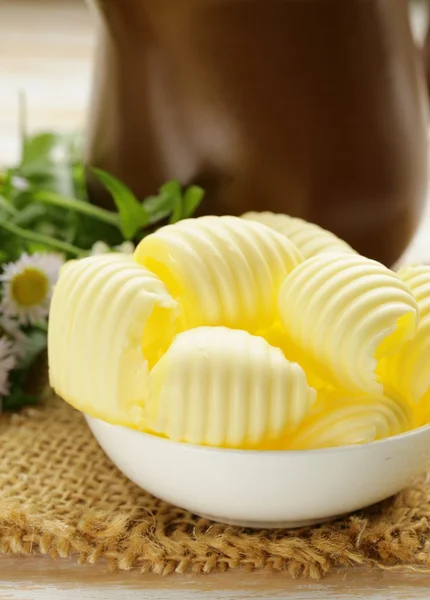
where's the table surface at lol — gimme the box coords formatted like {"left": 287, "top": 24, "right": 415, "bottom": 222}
{"left": 2, "top": 556, "right": 430, "bottom": 600}
{"left": 1, "top": 1, "right": 430, "bottom": 598}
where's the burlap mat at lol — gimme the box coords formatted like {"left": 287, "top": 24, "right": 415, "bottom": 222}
{"left": 1, "top": 390, "right": 430, "bottom": 578}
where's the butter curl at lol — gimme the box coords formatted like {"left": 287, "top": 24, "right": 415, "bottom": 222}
{"left": 378, "top": 265, "right": 430, "bottom": 408}
{"left": 146, "top": 326, "right": 316, "bottom": 448}
{"left": 134, "top": 216, "right": 302, "bottom": 332}
{"left": 48, "top": 254, "right": 178, "bottom": 428}
{"left": 242, "top": 211, "right": 356, "bottom": 259}
{"left": 288, "top": 390, "right": 412, "bottom": 450}
{"left": 277, "top": 254, "right": 418, "bottom": 394}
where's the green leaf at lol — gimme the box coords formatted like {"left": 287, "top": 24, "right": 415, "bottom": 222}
{"left": 2, "top": 386, "right": 39, "bottom": 411}
{"left": 157, "top": 180, "right": 182, "bottom": 224}
{"left": 33, "top": 190, "right": 119, "bottom": 227}
{"left": 169, "top": 201, "right": 182, "bottom": 224}
{"left": 22, "top": 165, "right": 76, "bottom": 199}
{"left": 1, "top": 116, "right": 206, "bottom": 274}
{"left": 142, "top": 194, "right": 174, "bottom": 225}
{"left": 141, "top": 181, "right": 204, "bottom": 225}
{"left": 0, "top": 233, "right": 23, "bottom": 262}
{"left": 72, "top": 163, "right": 87, "bottom": 200}
{"left": 21, "top": 132, "right": 63, "bottom": 168}
{"left": 0, "top": 170, "right": 14, "bottom": 198}
{"left": 182, "top": 185, "right": 204, "bottom": 218}
{"left": 17, "top": 128, "right": 84, "bottom": 198}
{"left": 92, "top": 167, "right": 148, "bottom": 239}
{"left": 0, "top": 219, "right": 86, "bottom": 257}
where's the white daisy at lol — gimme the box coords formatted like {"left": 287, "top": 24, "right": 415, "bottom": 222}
{"left": 0, "top": 336, "right": 16, "bottom": 399}
{"left": 114, "top": 241, "right": 135, "bottom": 254}
{"left": 0, "top": 317, "right": 28, "bottom": 359}
{"left": 0, "top": 253, "right": 64, "bottom": 325}
{"left": 90, "top": 241, "right": 111, "bottom": 256}
{"left": 90, "top": 240, "right": 135, "bottom": 256}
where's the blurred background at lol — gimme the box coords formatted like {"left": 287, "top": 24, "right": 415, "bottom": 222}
{"left": 0, "top": 0, "right": 95, "bottom": 165}
{"left": 0, "top": 0, "right": 429, "bottom": 263}
{"left": 0, "top": 0, "right": 428, "bottom": 165}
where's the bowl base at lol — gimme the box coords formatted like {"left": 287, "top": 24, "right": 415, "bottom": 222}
{"left": 198, "top": 513, "right": 345, "bottom": 529}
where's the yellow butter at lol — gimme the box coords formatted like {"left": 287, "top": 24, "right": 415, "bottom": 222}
{"left": 242, "top": 211, "right": 356, "bottom": 259}
{"left": 288, "top": 390, "right": 412, "bottom": 450}
{"left": 378, "top": 265, "right": 430, "bottom": 408}
{"left": 146, "top": 327, "right": 316, "bottom": 448}
{"left": 277, "top": 253, "right": 418, "bottom": 394}
{"left": 134, "top": 216, "right": 302, "bottom": 332}
{"left": 48, "top": 254, "right": 179, "bottom": 428}
{"left": 256, "top": 321, "right": 328, "bottom": 392}
{"left": 420, "top": 404, "right": 430, "bottom": 427}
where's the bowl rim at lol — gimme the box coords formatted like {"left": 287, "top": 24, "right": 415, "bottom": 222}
{"left": 85, "top": 413, "right": 430, "bottom": 457}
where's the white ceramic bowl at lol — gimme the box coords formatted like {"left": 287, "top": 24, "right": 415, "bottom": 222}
{"left": 86, "top": 416, "right": 430, "bottom": 529}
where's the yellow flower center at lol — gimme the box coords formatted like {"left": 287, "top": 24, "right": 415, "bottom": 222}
{"left": 11, "top": 267, "right": 49, "bottom": 306}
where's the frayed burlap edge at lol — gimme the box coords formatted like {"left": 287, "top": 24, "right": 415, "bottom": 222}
{"left": 2, "top": 497, "right": 430, "bottom": 578}
{"left": 1, "top": 392, "right": 430, "bottom": 578}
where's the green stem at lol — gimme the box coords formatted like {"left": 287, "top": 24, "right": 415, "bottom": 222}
{"left": 0, "top": 219, "right": 86, "bottom": 257}
{"left": 33, "top": 190, "right": 120, "bottom": 227}
{"left": 0, "top": 194, "right": 18, "bottom": 216}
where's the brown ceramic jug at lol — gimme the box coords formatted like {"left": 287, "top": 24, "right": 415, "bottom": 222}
{"left": 423, "top": 7, "right": 430, "bottom": 95}
{"left": 85, "top": 0, "right": 428, "bottom": 266}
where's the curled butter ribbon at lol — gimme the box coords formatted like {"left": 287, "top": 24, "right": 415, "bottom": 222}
{"left": 49, "top": 254, "right": 179, "bottom": 429}
{"left": 287, "top": 390, "right": 412, "bottom": 450}
{"left": 378, "top": 265, "right": 430, "bottom": 415}
{"left": 277, "top": 253, "right": 418, "bottom": 394}
{"left": 134, "top": 216, "right": 302, "bottom": 332}
{"left": 242, "top": 211, "right": 356, "bottom": 259}
{"left": 146, "top": 326, "right": 316, "bottom": 448}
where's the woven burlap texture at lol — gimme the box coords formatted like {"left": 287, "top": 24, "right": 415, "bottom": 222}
{"left": 1, "top": 391, "right": 430, "bottom": 579}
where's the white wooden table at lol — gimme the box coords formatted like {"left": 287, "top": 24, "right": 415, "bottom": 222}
{"left": 1, "top": 1, "right": 430, "bottom": 598}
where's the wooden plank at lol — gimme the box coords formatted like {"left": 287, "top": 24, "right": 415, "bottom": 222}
{"left": 2, "top": 556, "right": 430, "bottom": 599}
